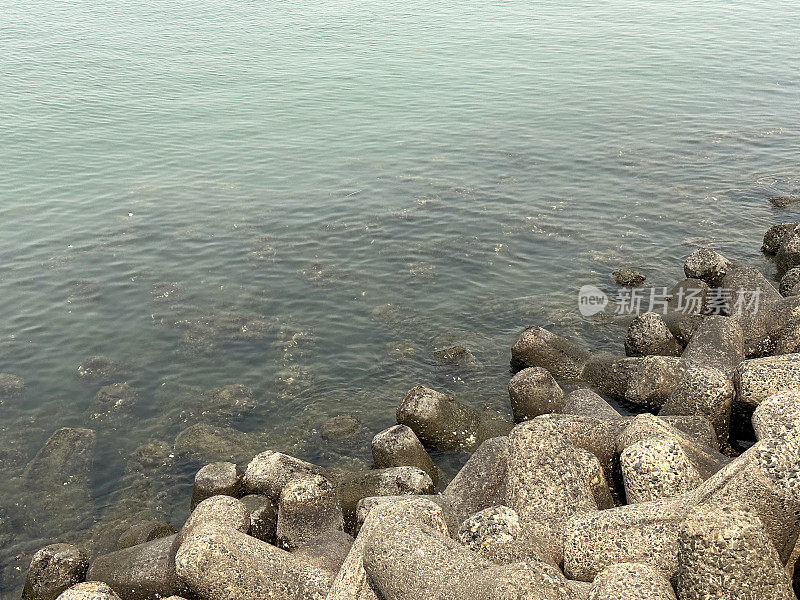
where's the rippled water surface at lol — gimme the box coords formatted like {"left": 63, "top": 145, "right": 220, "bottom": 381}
{"left": 2, "top": 0, "right": 800, "bottom": 593}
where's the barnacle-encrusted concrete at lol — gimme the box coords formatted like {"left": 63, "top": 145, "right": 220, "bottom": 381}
{"left": 676, "top": 503, "right": 795, "bottom": 600}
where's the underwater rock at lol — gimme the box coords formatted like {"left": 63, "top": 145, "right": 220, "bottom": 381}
{"left": 76, "top": 356, "right": 122, "bottom": 383}
{"left": 274, "top": 365, "right": 313, "bottom": 395}
{"left": 181, "top": 384, "right": 257, "bottom": 426}
{"left": 174, "top": 424, "right": 265, "bottom": 465}
{"left": 432, "top": 345, "right": 479, "bottom": 365}
{"left": 0, "top": 372, "right": 24, "bottom": 401}
{"left": 67, "top": 279, "right": 103, "bottom": 304}
{"left": 321, "top": 415, "right": 361, "bottom": 440}
{"left": 178, "top": 326, "right": 218, "bottom": 357}
{"left": 318, "top": 414, "right": 370, "bottom": 456}
{"left": 384, "top": 339, "right": 418, "bottom": 360}
{"left": 371, "top": 303, "right": 402, "bottom": 324}
{"left": 126, "top": 440, "right": 174, "bottom": 476}
{"left": 296, "top": 261, "right": 349, "bottom": 286}
{"left": 406, "top": 261, "right": 436, "bottom": 279}
{"left": 611, "top": 268, "right": 646, "bottom": 287}
{"left": 246, "top": 235, "right": 276, "bottom": 262}
{"left": 117, "top": 520, "right": 176, "bottom": 551}
{"left": 149, "top": 282, "right": 187, "bottom": 305}
{"left": 21, "top": 428, "right": 96, "bottom": 534}
{"left": 89, "top": 383, "right": 140, "bottom": 422}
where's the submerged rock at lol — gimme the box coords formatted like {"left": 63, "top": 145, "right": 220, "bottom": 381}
{"left": 89, "top": 383, "right": 140, "bottom": 421}
{"left": 406, "top": 261, "right": 436, "bottom": 279}
{"left": 297, "top": 261, "right": 349, "bottom": 286}
{"left": 21, "top": 428, "right": 96, "bottom": 534}
{"left": 274, "top": 365, "right": 313, "bottom": 394}
{"left": 321, "top": 415, "right": 362, "bottom": 441}
{"left": 117, "top": 520, "right": 176, "bottom": 550}
{"left": 432, "top": 345, "right": 479, "bottom": 365}
{"left": 174, "top": 424, "right": 265, "bottom": 465}
{"left": 371, "top": 303, "right": 402, "bottom": 324}
{"left": 76, "top": 356, "right": 121, "bottom": 383}
{"left": 126, "top": 440, "right": 174, "bottom": 476}
{"left": 385, "top": 339, "right": 418, "bottom": 360}
{"left": 0, "top": 372, "right": 24, "bottom": 400}
{"left": 611, "top": 268, "right": 646, "bottom": 287}
{"left": 246, "top": 235, "right": 276, "bottom": 262}
{"left": 149, "top": 281, "right": 187, "bottom": 304}
{"left": 187, "top": 384, "right": 257, "bottom": 425}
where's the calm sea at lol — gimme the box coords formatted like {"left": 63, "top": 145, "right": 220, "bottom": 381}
{"left": 1, "top": 0, "right": 799, "bottom": 594}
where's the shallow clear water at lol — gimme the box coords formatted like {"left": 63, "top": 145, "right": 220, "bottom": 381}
{"left": 1, "top": 0, "right": 800, "bottom": 593}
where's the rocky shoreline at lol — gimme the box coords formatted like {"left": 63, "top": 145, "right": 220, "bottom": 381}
{"left": 19, "top": 222, "right": 800, "bottom": 600}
